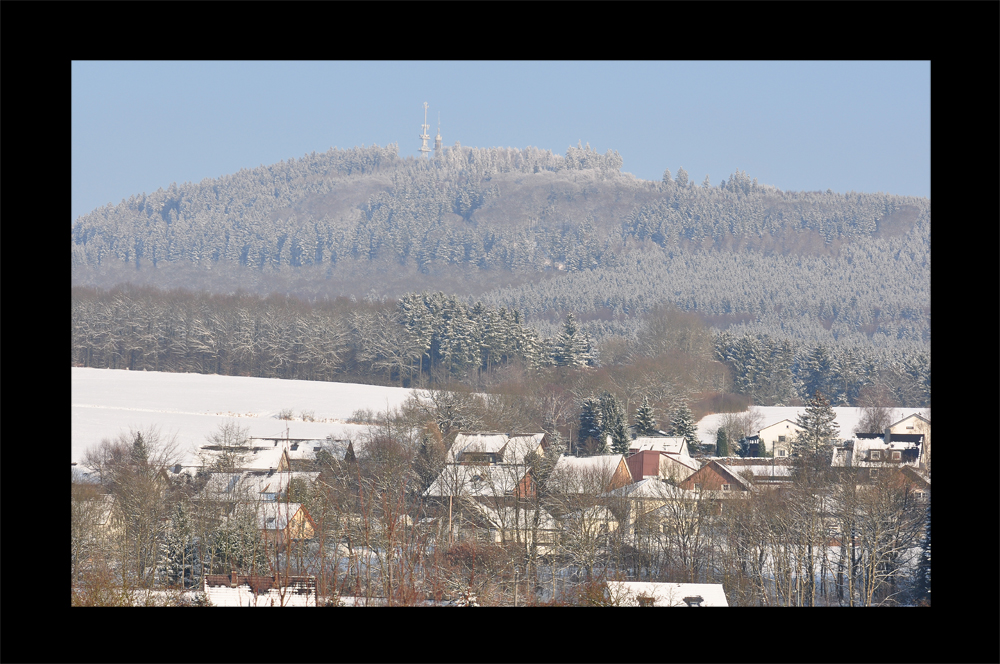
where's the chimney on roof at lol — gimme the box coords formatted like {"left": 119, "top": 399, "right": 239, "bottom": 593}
{"left": 231, "top": 570, "right": 238, "bottom": 587}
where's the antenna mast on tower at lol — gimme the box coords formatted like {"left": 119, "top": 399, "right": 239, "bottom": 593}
{"left": 418, "top": 102, "right": 431, "bottom": 157}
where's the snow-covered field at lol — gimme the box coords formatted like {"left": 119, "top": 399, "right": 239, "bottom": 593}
{"left": 71, "top": 368, "right": 416, "bottom": 464}
{"left": 72, "top": 367, "right": 929, "bottom": 465}
{"left": 696, "top": 406, "right": 929, "bottom": 449}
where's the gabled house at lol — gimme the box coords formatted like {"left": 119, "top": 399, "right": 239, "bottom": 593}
{"left": 277, "top": 438, "right": 355, "bottom": 470}
{"left": 549, "top": 454, "right": 633, "bottom": 494}
{"left": 446, "top": 432, "right": 547, "bottom": 465}
{"left": 757, "top": 419, "right": 806, "bottom": 458}
{"left": 679, "top": 460, "right": 753, "bottom": 497}
{"left": 888, "top": 413, "right": 931, "bottom": 470}
{"left": 830, "top": 436, "right": 922, "bottom": 469}
{"left": 705, "top": 457, "right": 795, "bottom": 487}
{"left": 629, "top": 436, "right": 695, "bottom": 466}
{"left": 626, "top": 449, "right": 700, "bottom": 484}
{"left": 255, "top": 502, "right": 316, "bottom": 544}
{"left": 422, "top": 463, "right": 537, "bottom": 501}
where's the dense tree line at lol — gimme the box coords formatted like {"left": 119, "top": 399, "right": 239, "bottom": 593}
{"left": 71, "top": 285, "right": 570, "bottom": 385}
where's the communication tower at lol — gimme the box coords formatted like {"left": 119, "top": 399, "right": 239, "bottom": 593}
{"left": 418, "top": 102, "right": 431, "bottom": 157}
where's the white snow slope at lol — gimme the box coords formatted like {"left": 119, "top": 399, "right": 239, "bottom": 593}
{"left": 72, "top": 368, "right": 416, "bottom": 464}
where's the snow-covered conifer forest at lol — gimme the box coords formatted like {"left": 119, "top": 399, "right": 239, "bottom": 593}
{"left": 72, "top": 143, "right": 929, "bottom": 408}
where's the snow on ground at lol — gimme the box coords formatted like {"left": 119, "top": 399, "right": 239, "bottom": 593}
{"left": 696, "top": 406, "right": 929, "bottom": 449}
{"left": 71, "top": 368, "right": 416, "bottom": 464}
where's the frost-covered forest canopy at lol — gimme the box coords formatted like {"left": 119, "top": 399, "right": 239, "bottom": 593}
{"left": 72, "top": 142, "right": 930, "bottom": 408}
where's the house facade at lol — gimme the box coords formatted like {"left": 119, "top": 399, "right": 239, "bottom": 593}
{"left": 679, "top": 460, "right": 753, "bottom": 497}
{"left": 888, "top": 413, "right": 931, "bottom": 470}
{"left": 757, "top": 419, "right": 806, "bottom": 457}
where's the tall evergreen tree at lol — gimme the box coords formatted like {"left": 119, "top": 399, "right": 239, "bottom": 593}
{"left": 599, "top": 391, "right": 629, "bottom": 456}
{"left": 634, "top": 396, "right": 657, "bottom": 436}
{"left": 793, "top": 391, "right": 840, "bottom": 453}
{"left": 554, "top": 313, "right": 591, "bottom": 368}
{"left": 715, "top": 427, "right": 730, "bottom": 457}
{"left": 578, "top": 396, "right": 602, "bottom": 454}
{"left": 159, "top": 500, "right": 200, "bottom": 588}
{"left": 669, "top": 402, "right": 700, "bottom": 455}
{"left": 676, "top": 167, "right": 689, "bottom": 188}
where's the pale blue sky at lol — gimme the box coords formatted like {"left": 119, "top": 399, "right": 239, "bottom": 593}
{"left": 72, "top": 61, "right": 929, "bottom": 221}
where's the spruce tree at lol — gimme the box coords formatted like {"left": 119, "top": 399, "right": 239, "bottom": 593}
{"left": 634, "top": 396, "right": 657, "bottom": 436}
{"left": 715, "top": 427, "right": 730, "bottom": 457}
{"left": 599, "top": 391, "right": 629, "bottom": 456}
{"left": 669, "top": 403, "right": 700, "bottom": 455}
{"left": 578, "top": 396, "right": 602, "bottom": 454}
{"left": 159, "top": 501, "right": 199, "bottom": 588}
{"left": 793, "top": 391, "right": 840, "bottom": 453}
{"left": 554, "top": 313, "right": 592, "bottom": 368}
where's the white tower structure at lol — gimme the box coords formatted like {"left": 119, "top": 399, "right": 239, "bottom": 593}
{"left": 418, "top": 102, "right": 431, "bottom": 157}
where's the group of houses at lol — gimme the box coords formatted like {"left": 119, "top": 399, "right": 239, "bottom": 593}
{"left": 73, "top": 411, "right": 928, "bottom": 607}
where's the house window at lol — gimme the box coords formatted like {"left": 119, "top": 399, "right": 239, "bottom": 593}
{"left": 914, "top": 490, "right": 927, "bottom": 502}
{"left": 870, "top": 450, "right": 881, "bottom": 460}
{"left": 778, "top": 449, "right": 787, "bottom": 457}
{"left": 721, "top": 484, "right": 731, "bottom": 492}
{"left": 683, "top": 596, "right": 704, "bottom": 607}
{"left": 778, "top": 436, "right": 786, "bottom": 443}
{"left": 892, "top": 451, "right": 901, "bottom": 460}
{"left": 694, "top": 483, "right": 702, "bottom": 491}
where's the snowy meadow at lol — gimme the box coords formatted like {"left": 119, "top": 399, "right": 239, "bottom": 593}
{"left": 71, "top": 368, "right": 415, "bottom": 464}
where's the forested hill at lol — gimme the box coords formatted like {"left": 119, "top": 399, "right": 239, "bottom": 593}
{"left": 71, "top": 142, "right": 926, "bottom": 280}
{"left": 71, "top": 142, "right": 930, "bottom": 404}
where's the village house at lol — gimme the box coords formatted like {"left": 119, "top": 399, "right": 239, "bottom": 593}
{"left": 704, "top": 457, "right": 795, "bottom": 487}
{"left": 626, "top": 448, "right": 700, "bottom": 484}
{"left": 830, "top": 435, "right": 923, "bottom": 470}
{"left": 757, "top": 419, "right": 805, "bottom": 457}
{"left": 256, "top": 501, "right": 317, "bottom": 546}
{"left": 549, "top": 454, "right": 633, "bottom": 494}
{"left": 446, "top": 432, "right": 547, "bottom": 465}
{"left": 679, "top": 460, "right": 753, "bottom": 497}
{"left": 888, "top": 413, "right": 931, "bottom": 470}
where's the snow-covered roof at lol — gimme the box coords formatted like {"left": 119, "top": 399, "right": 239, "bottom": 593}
{"left": 630, "top": 436, "right": 687, "bottom": 456}
{"left": 551, "top": 455, "right": 628, "bottom": 492}
{"left": 831, "top": 437, "right": 921, "bottom": 468}
{"left": 712, "top": 463, "right": 755, "bottom": 490}
{"left": 447, "top": 432, "right": 545, "bottom": 465}
{"left": 423, "top": 464, "right": 530, "bottom": 498}
{"left": 602, "top": 477, "right": 676, "bottom": 500}
{"left": 606, "top": 581, "right": 728, "bottom": 607}
{"left": 281, "top": 438, "right": 351, "bottom": 461}
{"left": 255, "top": 502, "right": 307, "bottom": 531}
